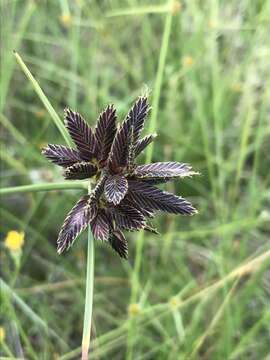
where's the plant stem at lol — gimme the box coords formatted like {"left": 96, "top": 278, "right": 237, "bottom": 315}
{"left": 81, "top": 186, "right": 95, "bottom": 360}
{"left": 0, "top": 181, "right": 88, "bottom": 195}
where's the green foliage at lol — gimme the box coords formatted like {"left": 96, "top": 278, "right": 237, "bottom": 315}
{"left": 1, "top": 0, "right": 270, "bottom": 359}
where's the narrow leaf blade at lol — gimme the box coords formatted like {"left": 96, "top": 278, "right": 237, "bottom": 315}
{"left": 14, "top": 52, "right": 72, "bottom": 147}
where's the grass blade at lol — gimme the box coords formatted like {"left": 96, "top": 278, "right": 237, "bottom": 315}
{"left": 13, "top": 51, "right": 72, "bottom": 147}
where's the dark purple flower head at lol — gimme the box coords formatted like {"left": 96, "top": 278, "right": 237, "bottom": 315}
{"left": 42, "top": 97, "right": 198, "bottom": 259}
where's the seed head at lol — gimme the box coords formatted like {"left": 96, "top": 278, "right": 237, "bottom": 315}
{"left": 42, "top": 96, "right": 198, "bottom": 258}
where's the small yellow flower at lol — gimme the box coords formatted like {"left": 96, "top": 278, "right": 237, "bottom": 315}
{"left": 171, "top": 1, "right": 182, "bottom": 15}
{"left": 182, "top": 55, "right": 194, "bottom": 67}
{"left": 128, "top": 303, "right": 141, "bottom": 317}
{"left": 0, "top": 327, "right": 5, "bottom": 342}
{"left": 5, "top": 231, "right": 25, "bottom": 252}
{"left": 169, "top": 296, "right": 180, "bottom": 309}
{"left": 60, "top": 13, "right": 72, "bottom": 27}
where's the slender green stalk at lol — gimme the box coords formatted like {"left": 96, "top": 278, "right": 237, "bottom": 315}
{"left": 81, "top": 185, "right": 95, "bottom": 360}
{"left": 0, "top": 181, "right": 88, "bottom": 195}
{"left": 13, "top": 51, "right": 72, "bottom": 147}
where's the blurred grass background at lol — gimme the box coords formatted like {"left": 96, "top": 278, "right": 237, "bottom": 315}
{"left": 1, "top": 0, "right": 270, "bottom": 359}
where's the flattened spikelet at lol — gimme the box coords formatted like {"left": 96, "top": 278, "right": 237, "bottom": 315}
{"left": 91, "top": 210, "right": 109, "bottom": 241}
{"left": 64, "top": 162, "right": 98, "bottom": 180}
{"left": 126, "top": 96, "right": 150, "bottom": 145}
{"left": 109, "top": 230, "right": 128, "bottom": 259}
{"left": 134, "top": 162, "right": 198, "bottom": 180}
{"left": 111, "top": 205, "right": 146, "bottom": 231}
{"left": 95, "top": 105, "right": 117, "bottom": 162}
{"left": 134, "top": 134, "right": 156, "bottom": 158}
{"left": 104, "top": 175, "right": 128, "bottom": 205}
{"left": 57, "top": 196, "right": 93, "bottom": 254}
{"left": 42, "top": 144, "right": 81, "bottom": 167}
{"left": 128, "top": 180, "right": 197, "bottom": 215}
{"left": 65, "top": 108, "right": 97, "bottom": 160}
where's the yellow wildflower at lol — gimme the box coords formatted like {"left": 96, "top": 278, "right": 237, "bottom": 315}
{"left": 128, "top": 303, "right": 141, "bottom": 317}
{"left": 0, "top": 327, "right": 5, "bottom": 342}
{"left": 5, "top": 231, "right": 25, "bottom": 252}
{"left": 60, "top": 13, "right": 72, "bottom": 27}
{"left": 182, "top": 55, "right": 194, "bottom": 67}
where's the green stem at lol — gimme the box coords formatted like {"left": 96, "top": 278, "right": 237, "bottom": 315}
{"left": 0, "top": 181, "right": 88, "bottom": 195}
{"left": 81, "top": 186, "right": 95, "bottom": 360}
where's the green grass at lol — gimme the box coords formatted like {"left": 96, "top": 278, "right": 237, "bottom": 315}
{"left": 1, "top": 0, "right": 270, "bottom": 359}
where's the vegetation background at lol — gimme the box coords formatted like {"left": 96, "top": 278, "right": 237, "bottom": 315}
{"left": 1, "top": 0, "right": 270, "bottom": 359}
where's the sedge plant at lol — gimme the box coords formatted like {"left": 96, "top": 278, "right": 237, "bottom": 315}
{"left": 41, "top": 96, "right": 198, "bottom": 358}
